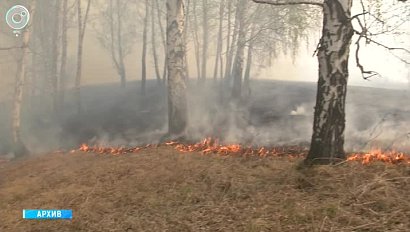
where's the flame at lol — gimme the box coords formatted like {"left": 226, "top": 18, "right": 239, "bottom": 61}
{"left": 347, "top": 149, "right": 410, "bottom": 165}
{"left": 72, "top": 138, "right": 410, "bottom": 165}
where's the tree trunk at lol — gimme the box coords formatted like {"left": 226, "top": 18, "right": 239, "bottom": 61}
{"left": 59, "top": 0, "right": 68, "bottom": 113}
{"left": 244, "top": 24, "right": 256, "bottom": 97}
{"left": 12, "top": 5, "right": 35, "bottom": 157}
{"left": 213, "top": 0, "right": 225, "bottom": 80}
{"left": 167, "top": 0, "right": 188, "bottom": 137}
{"left": 192, "top": 0, "right": 201, "bottom": 80}
{"left": 306, "top": 0, "right": 354, "bottom": 165}
{"left": 75, "top": 0, "right": 91, "bottom": 114}
{"left": 231, "top": 0, "right": 247, "bottom": 100}
{"left": 141, "top": 0, "right": 149, "bottom": 93}
{"left": 200, "top": 0, "right": 209, "bottom": 81}
{"left": 116, "top": 0, "right": 126, "bottom": 88}
{"left": 151, "top": 1, "right": 162, "bottom": 84}
{"left": 225, "top": 1, "right": 239, "bottom": 80}
{"left": 50, "top": 1, "right": 61, "bottom": 115}
{"left": 223, "top": 0, "right": 232, "bottom": 80}
{"left": 155, "top": 0, "right": 168, "bottom": 83}
{"left": 184, "top": 0, "right": 190, "bottom": 80}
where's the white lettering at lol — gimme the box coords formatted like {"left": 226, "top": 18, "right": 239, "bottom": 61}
{"left": 37, "top": 211, "right": 42, "bottom": 217}
{"left": 41, "top": 211, "right": 47, "bottom": 217}
{"left": 51, "top": 211, "right": 56, "bottom": 217}
{"left": 57, "top": 211, "right": 62, "bottom": 218}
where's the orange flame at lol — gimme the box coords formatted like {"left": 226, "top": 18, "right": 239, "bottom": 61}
{"left": 347, "top": 149, "right": 410, "bottom": 165}
{"left": 73, "top": 138, "right": 410, "bottom": 165}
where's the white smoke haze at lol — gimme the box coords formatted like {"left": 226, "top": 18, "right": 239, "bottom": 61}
{"left": 1, "top": 78, "right": 410, "bottom": 157}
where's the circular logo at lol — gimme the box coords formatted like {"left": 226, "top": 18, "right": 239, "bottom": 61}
{"left": 6, "top": 5, "right": 30, "bottom": 30}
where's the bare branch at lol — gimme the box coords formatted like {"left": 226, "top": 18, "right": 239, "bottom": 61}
{"left": 0, "top": 46, "right": 25, "bottom": 51}
{"left": 354, "top": 36, "right": 380, "bottom": 80}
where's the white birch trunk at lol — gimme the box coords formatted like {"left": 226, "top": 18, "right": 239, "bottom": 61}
{"left": 167, "top": 0, "right": 188, "bottom": 137}
{"left": 306, "top": 0, "right": 354, "bottom": 164}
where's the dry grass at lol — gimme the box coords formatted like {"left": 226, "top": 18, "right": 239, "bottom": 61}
{"left": 0, "top": 147, "right": 409, "bottom": 232}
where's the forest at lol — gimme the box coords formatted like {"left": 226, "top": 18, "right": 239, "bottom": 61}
{"left": 0, "top": 0, "right": 410, "bottom": 231}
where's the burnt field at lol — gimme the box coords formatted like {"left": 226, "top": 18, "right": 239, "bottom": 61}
{"left": 0, "top": 148, "right": 409, "bottom": 232}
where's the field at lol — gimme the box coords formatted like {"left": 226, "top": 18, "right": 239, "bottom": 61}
{"left": 1, "top": 147, "right": 409, "bottom": 232}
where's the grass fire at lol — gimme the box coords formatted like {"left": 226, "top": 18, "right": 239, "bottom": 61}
{"left": 75, "top": 138, "right": 410, "bottom": 165}
{"left": 1, "top": 0, "right": 410, "bottom": 231}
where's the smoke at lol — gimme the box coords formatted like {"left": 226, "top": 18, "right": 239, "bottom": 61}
{"left": 1, "top": 79, "right": 410, "bottom": 157}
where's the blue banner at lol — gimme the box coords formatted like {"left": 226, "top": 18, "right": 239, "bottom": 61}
{"left": 23, "top": 209, "right": 72, "bottom": 220}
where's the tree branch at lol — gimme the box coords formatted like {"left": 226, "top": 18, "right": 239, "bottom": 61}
{"left": 0, "top": 46, "right": 25, "bottom": 51}
{"left": 252, "top": 0, "right": 323, "bottom": 7}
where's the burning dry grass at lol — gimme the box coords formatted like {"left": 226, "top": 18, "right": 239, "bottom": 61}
{"left": 76, "top": 138, "right": 410, "bottom": 165}
{"left": 0, "top": 146, "right": 409, "bottom": 232}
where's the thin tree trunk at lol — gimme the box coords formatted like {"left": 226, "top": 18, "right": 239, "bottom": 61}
{"left": 224, "top": 0, "right": 232, "bottom": 80}
{"left": 116, "top": 0, "right": 126, "bottom": 88}
{"left": 51, "top": 1, "right": 61, "bottom": 114}
{"left": 75, "top": 0, "right": 91, "bottom": 114}
{"left": 192, "top": 0, "right": 201, "bottom": 80}
{"left": 184, "top": 0, "right": 190, "bottom": 80}
{"left": 225, "top": 1, "right": 239, "bottom": 80}
{"left": 231, "top": 0, "right": 247, "bottom": 101}
{"left": 154, "top": 0, "right": 168, "bottom": 83}
{"left": 228, "top": 2, "right": 240, "bottom": 79}
{"left": 141, "top": 0, "right": 149, "bottom": 93}
{"left": 151, "top": 1, "right": 162, "bottom": 84}
{"left": 213, "top": 0, "right": 225, "bottom": 80}
{"left": 59, "top": 0, "right": 68, "bottom": 113}
{"left": 244, "top": 24, "right": 256, "bottom": 96}
{"left": 200, "top": 0, "right": 209, "bottom": 81}
{"left": 306, "top": 0, "right": 354, "bottom": 164}
{"left": 12, "top": 4, "right": 36, "bottom": 157}
{"left": 167, "top": 0, "right": 188, "bottom": 137}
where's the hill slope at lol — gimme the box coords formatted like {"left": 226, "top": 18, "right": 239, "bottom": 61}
{"left": 1, "top": 148, "right": 409, "bottom": 232}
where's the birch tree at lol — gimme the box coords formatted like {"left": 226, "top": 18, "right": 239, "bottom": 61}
{"left": 253, "top": 0, "right": 354, "bottom": 164}
{"left": 253, "top": 0, "right": 409, "bottom": 164}
{"left": 166, "top": 0, "right": 188, "bottom": 138}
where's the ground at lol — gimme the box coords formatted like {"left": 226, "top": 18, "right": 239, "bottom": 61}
{"left": 0, "top": 148, "right": 409, "bottom": 232}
